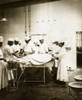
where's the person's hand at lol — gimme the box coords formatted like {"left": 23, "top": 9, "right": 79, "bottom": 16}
{"left": 15, "top": 50, "right": 19, "bottom": 53}
{"left": 55, "top": 52, "right": 59, "bottom": 54}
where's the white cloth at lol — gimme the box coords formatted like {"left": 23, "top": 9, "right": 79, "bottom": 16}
{"left": 0, "top": 36, "right": 3, "bottom": 42}
{"left": 0, "top": 49, "right": 8, "bottom": 89}
{"left": 32, "top": 46, "right": 39, "bottom": 54}
{"left": 3, "top": 45, "right": 14, "bottom": 61}
{"left": 57, "top": 46, "right": 68, "bottom": 82}
{"left": 12, "top": 44, "right": 20, "bottom": 53}
{"left": 28, "top": 54, "right": 52, "bottom": 65}
{"left": 17, "top": 54, "right": 53, "bottom": 71}
{"left": 24, "top": 41, "right": 34, "bottom": 54}
{"left": 3, "top": 45, "right": 14, "bottom": 80}
{"left": 65, "top": 50, "right": 73, "bottom": 69}
{"left": 52, "top": 44, "right": 60, "bottom": 56}
{"left": 17, "top": 54, "right": 52, "bottom": 66}
{"left": 39, "top": 43, "right": 48, "bottom": 54}
{"left": 0, "top": 49, "right": 3, "bottom": 58}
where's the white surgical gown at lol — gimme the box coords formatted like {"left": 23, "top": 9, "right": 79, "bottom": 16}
{"left": 3, "top": 45, "right": 14, "bottom": 80}
{"left": 12, "top": 44, "right": 20, "bottom": 53}
{"left": 0, "top": 49, "right": 8, "bottom": 89}
{"left": 3, "top": 45, "right": 14, "bottom": 61}
{"left": 24, "top": 41, "right": 34, "bottom": 54}
{"left": 39, "top": 43, "right": 48, "bottom": 54}
{"left": 57, "top": 46, "right": 68, "bottom": 82}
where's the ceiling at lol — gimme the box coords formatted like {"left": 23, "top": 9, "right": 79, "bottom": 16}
{"left": 0, "top": 0, "right": 60, "bottom": 9}
{"left": 0, "top": 0, "right": 23, "bottom": 4}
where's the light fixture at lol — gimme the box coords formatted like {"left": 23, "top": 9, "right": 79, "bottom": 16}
{"left": 0, "top": 11, "right": 8, "bottom": 21}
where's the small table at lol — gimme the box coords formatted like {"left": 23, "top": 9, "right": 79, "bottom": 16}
{"left": 17, "top": 60, "right": 54, "bottom": 83}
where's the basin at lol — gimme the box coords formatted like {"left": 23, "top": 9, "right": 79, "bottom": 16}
{"left": 74, "top": 75, "right": 82, "bottom": 81}
{"left": 68, "top": 82, "right": 82, "bottom": 92}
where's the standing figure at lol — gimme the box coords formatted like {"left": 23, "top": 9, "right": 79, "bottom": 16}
{"left": 3, "top": 38, "right": 14, "bottom": 81}
{"left": 12, "top": 37, "right": 20, "bottom": 56}
{"left": 57, "top": 42, "right": 68, "bottom": 82}
{"left": 52, "top": 41, "right": 60, "bottom": 81}
{"left": 39, "top": 38, "right": 48, "bottom": 54}
{"left": 3, "top": 38, "right": 14, "bottom": 61}
{"left": 33, "top": 40, "right": 40, "bottom": 54}
{"left": 0, "top": 36, "right": 8, "bottom": 90}
{"left": 24, "top": 36, "right": 35, "bottom": 55}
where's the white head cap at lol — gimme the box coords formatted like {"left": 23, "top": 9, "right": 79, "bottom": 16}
{"left": 0, "top": 36, "right": 3, "bottom": 42}
{"left": 58, "top": 38, "right": 65, "bottom": 43}
{"left": 39, "top": 37, "right": 44, "bottom": 40}
{"left": 14, "top": 37, "right": 19, "bottom": 42}
{"left": 25, "top": 36, "right": 31, "bottom": 41}
{"left": 8, "top": 38, "right": 14, "bottom": 42}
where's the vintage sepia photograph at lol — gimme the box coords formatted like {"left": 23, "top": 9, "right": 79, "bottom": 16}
{"left": 0, "top": 0, "right": 82, "bottom": 100}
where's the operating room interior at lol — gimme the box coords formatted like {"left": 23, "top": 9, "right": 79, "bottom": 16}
{"left": 0, "top": 0, "right": 82, "bottom": 100}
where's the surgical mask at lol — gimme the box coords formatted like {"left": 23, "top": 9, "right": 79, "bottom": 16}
{"left": 8, "top": 41, "right": 13, "bottom": 46}
{"left": 14, "top": 41, "right": 19, "bottom": 45}
{"left": 25, "top": 40, "right": 30, "bottom": 44}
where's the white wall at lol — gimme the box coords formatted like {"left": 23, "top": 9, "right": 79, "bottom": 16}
{"left": 30, "top": 0, "right": 82, "bottom": 69}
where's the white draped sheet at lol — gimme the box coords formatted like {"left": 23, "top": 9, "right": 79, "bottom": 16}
{"left": 16, "top": 54, "right": 54, "bottom": 71}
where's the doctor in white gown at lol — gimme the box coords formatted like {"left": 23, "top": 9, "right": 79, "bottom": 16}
{"left": 0, "top": 36, "right": 8, "bottom": 90}
{"left": 3, "top": 38, "right": 14, "bottom": 81}
{"left": 39, "top": 38, "right": 48, "bottom": 54}
{"left": 23, "top": 36, "right": 35, "bottom": 55}
{"left": 12, "top": 37, "right": 20, "bottom": 54}
{"left": 4, "top": 38, "right": 14, "bottom": 61}
{"left": 57, "top": 42, "right": 68, "bottom": 82}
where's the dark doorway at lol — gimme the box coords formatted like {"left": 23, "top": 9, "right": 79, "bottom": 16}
{"left": 76, "top": 31, "right": 82, "bottom": 66}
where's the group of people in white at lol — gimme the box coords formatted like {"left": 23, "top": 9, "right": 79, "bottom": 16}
{"left": 0, "top": 35, "right": 71, "bottom": 90}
